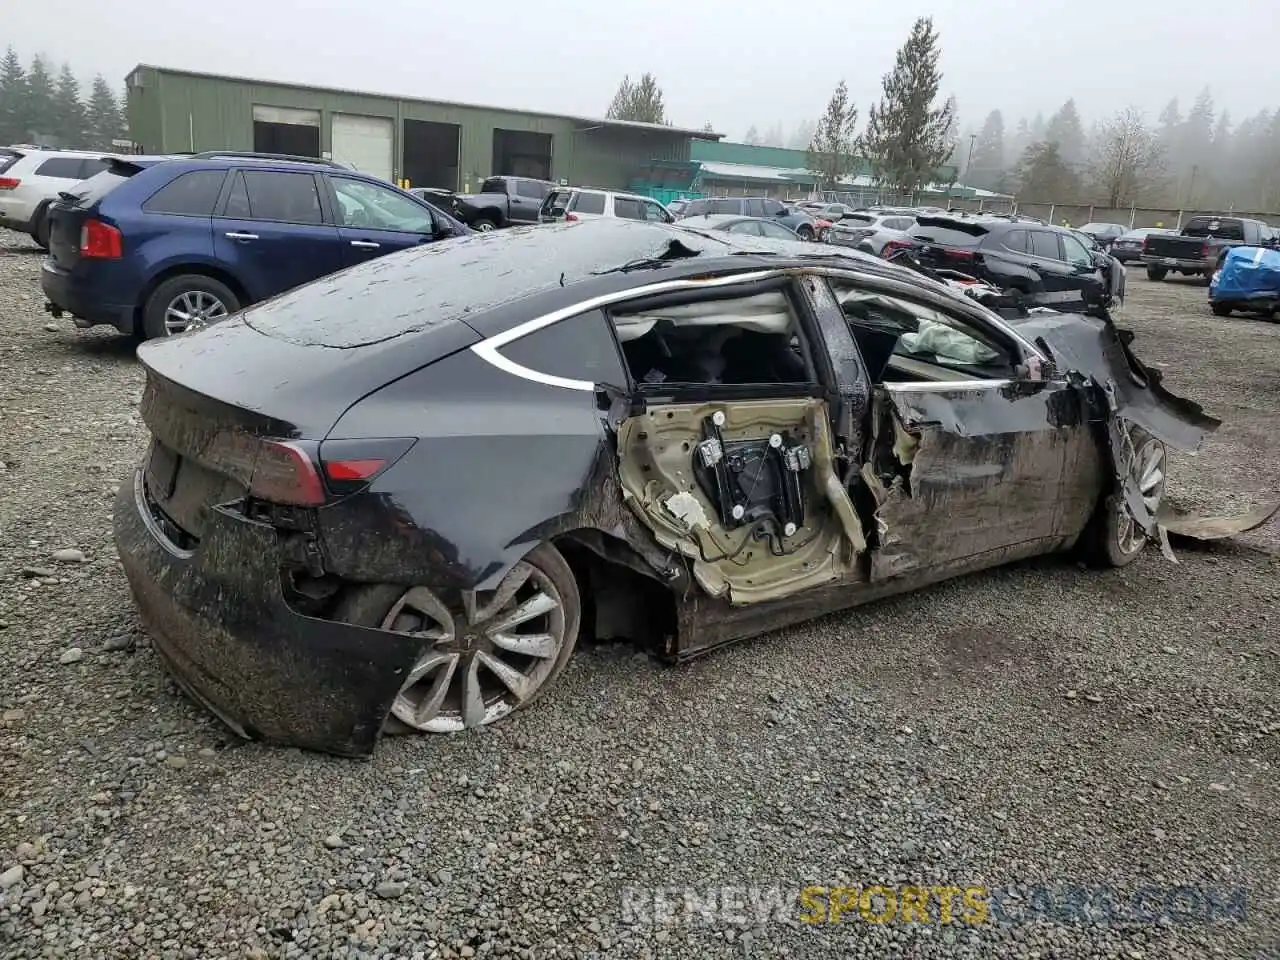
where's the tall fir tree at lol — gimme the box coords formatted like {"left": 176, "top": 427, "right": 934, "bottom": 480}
{"left": 860, "top": 17, "right": 955, "bottom": 192}
{"left": 1044, "top": 99, "right": 1086, "bottom": 167}
{"left": 86, "top": 74, "right": 123, "bottom": 149}
{"left": 968, "top": 110, "right": 1006, "bottom": 190}
{"left": 52, "top": 64, "right": 87, "bottom": 147}
{"left": 0, "top": 47, "right": 28, "bottom": 143}
{"left": 605, "top": 73, "right": 665, "bottom": 125}
{"left": 25, "top": 55, "right": 56, "bottom": 143}
{"left": 806, "top": 80, "right": 858, "bottom": 188}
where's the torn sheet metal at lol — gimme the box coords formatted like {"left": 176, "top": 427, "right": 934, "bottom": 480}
{"left": 1008, "top": 308, "right": 1222, "bottom": 558}
{"left": 1157, "top": 500, "right": 1280, "bottom": 541}
{"left": 1010, "top": 309, "right": 1220, "bottom": 452}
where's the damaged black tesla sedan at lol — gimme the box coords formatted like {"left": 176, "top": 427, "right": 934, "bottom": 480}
{"left": 114, "top": 217, "right": 1257, "bottom": 757}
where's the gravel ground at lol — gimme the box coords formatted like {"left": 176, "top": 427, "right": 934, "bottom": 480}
{"left": 1, "top": 230, "right": 1277, "bottom": 960}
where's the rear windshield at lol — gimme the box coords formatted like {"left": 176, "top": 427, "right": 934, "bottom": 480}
{"left": 571, "top": 191, "right": 606, "bottom": 215}
{"left": 0, "top": 150, "right": 21, "bottom": 175}
{"left": 1183, "top": 217, "right": 1244, "bottom": 241}
{"left": 243, "top": 219, "right": 739, "bottom": 348}
{"left": 479, "top": 178, "right": 508, "bottom": 194}
{"left": 908, "top": 223, "right": 985, "bottom": 247}
{"left": 59, "top": 168, "right": 135, "bottom": 208}
{"left": 843, "top": 214, "right": 876, "bottom": 226}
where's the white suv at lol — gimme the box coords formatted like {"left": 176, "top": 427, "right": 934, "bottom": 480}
{"left": 538, "top": 187, "right": 673, "bottom": 224}
{"left": 0, "top": 147, "right": 116, "bottom": 249}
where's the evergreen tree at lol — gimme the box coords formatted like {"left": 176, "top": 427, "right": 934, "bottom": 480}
{"left": 968, "top": 110, "right": 1006, "bottom": 190}
{"left": 743, "top": 125, "right": 761, "bottom": 145}
{"left": 860, "top": 17, "right": 955, "bottom": 192}
{"left": 762, "top": 122, "right": 785, "bottom": 147}
{"left": 805, "top": 80, "right": 858, "bottom": 188}
{"left": 1044, "top": 98, "right": 1085, "bottom": 167}
{"left": 52, "top": 64, "right": 87, "bottom": 147}
{"left": 0, "top": 47, "right": 28, "bottom": 143}
{"left": 1014, "top": 140, "right": 1079, "bottom": 201}
{"left": 605, "top": 73, "right": 666, "bottom": 125}
{"left": 25, "top": 55, "right": 56, "bottom": 144}
{"left": 86, "top": 74, "right": 123, "bottom": 149}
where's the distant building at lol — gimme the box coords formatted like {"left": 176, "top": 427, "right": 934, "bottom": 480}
{"left": 125, "top": 65, "right": 722, "bottom": 192}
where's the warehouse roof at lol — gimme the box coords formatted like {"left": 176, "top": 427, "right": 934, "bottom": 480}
{"left": 128, "top": 65, "right": 724, "bottom": 140}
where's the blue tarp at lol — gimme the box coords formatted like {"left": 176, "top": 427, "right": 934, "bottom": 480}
{"left": 1210, "top": 245, "right": 1280, "bottom": 301}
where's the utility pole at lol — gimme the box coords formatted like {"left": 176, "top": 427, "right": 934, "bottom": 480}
{"left": 964, "top": 133, "right": 977, "bottom": 182}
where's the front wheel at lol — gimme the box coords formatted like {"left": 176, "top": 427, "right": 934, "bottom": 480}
{"left": 142, "top": 275, "right": 239, "bottom": 339}
{"left": 1080, "top": 424, "right": 1166, "bottom": 568}
{"left": 1146, "top": 266, "right": 1167, "bottom": 281}
{"left": 470, "top": 217, "right": 498, "bottom": 232}
{"left": 333, "top": 543, "right": 581, "bottom": 734}
{"left": 795, "top": 225, "right": 814, "bottom": 241}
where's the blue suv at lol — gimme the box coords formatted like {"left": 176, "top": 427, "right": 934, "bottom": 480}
{"left": 41, "top": 151, "right": 469, "bottom": 340}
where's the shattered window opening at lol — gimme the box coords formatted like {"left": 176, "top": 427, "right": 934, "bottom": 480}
{"left": 825, "top": 280, "right": 1018, "bottom": 384}
{"left": 611, "top": 288, "right": 816, "bottom": 390}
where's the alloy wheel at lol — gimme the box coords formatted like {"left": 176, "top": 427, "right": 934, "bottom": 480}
{"left": 1114, "top": 430, "right": 1166, "bottom": 555}
{"left": 378, "top": 561, "right": 570, "bottom": 732}
{"left": 163, "top": 290, "right": 229, "bottom": 335}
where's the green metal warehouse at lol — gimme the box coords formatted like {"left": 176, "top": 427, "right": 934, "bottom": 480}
{"left": 124, "top": 65, "right": 721, "bottom": 192}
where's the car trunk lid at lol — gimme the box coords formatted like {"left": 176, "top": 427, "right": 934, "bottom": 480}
{"left": 909, "top": 218, "right": 988, "bottom": 270}
{"left": 136, "top": 312, "right": 480, "bottom": 539}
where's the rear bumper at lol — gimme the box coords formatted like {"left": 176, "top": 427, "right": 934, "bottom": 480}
{"left": 1141, "top": 255, "right": 1212, "bottom": 273}
{"left": 1111, "top": 248, "right": 1143, "bottom": 262}
{"left": 40, "top": 261, "right": 137, "bottom": 333}
{"left": 0, "top": 208, "right": 33, "bottom": 234}
{"left": 113, "top": 467, "right": 421, "bottom": 757}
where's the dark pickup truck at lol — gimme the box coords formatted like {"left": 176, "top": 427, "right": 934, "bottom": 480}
{"left": 1140, "top": 216, "right": 1277, "bottom": 281}
{"left": 453, "top": 176, "right": 556, "bottom": 232}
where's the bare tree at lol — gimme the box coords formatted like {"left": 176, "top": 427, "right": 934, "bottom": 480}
{"left": 1087, "top": 108, "right": 1164, "bottom": 207}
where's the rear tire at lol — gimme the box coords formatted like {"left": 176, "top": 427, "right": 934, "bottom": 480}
{"left": 141, "top": 275, "right": 239, "bottom": 340}
{"left": 30, "top": 205, "right": 51, "bottom": 250}
{"left": 795, "top": 225, "right": 815, "bottom": 241}
{"left": 333, "top": 543, "right": 581, "bottom": 735}
{"left": 1146, "top": 266, "right": 1167, "bottom": 281}
{"left": 1211, "top": 302, "right": 1232, "bottom": 317}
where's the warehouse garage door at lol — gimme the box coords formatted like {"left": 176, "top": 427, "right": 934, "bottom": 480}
{"left": 253, "top": 106, "right": 320, "bottom": 157}
{"left": 331, "top": 114, "right": 394, "bottom": 182}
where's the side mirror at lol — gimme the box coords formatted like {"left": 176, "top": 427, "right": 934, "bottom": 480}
{"left": 431, "top": 220, "right": 455, "bottom": 240}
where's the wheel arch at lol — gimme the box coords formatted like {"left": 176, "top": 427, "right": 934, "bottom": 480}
{"left": 553, "top": 528, "right": 677, "bottom": 657}
{"left": 137, "top": 263, "right": 250, "bottom": 319}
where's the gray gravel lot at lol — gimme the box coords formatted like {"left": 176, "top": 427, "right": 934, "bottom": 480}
{"left": 1, "top": 228, "right": 1277, "bottom": 959}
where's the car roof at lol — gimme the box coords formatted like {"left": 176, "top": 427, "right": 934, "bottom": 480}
{"left": 287, "top": 218, "right": 931, "bottom": 345}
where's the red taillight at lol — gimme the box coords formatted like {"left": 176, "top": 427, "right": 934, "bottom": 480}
{"left": 942, "top": 247, "right": 975, "bottom": 261}
{"left": 1142, "top": 238, "right": 1151, "bottom": 252}
{"left": 1201, "top": 242, "right": 1212, "bottom": 257}
{"left": 79, "top": 219, "right": 122, "bottom": 259}
{"left": 0, "top": 177, "right": 19, "bottom": 190}
{"left": 248, "top": 440, "right": 326, "bottom": 507}
{"left": 564, "top": 212, "right": 579, "bottom": 222}
{"left": 318, "top": 438, "right": 415, "bottom": 497}
{"left": 324, "top": 459, "right": 385, "bottom": 482}
{"left": 881, "top": 239, "right": 914, "bottom": 258}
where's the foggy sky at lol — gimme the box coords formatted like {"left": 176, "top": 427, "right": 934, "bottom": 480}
{"left": 9, "top": 0, "right": 1279, "bottom": 140}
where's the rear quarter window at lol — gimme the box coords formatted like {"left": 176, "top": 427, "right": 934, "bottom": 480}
{"left": 571, "top": 191, "right": 606, "bottom": 215}
{"left": 0, "top": 150, "right": 20, "bottom": 175}
{"left": 34, "top": 157, "right": 89, "bottom": 179}
{"left": 497, "top": 309, "right": 627, "bottom": 385}
{"left": 142, "top": 170, "right": 227, "bottom": 216}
